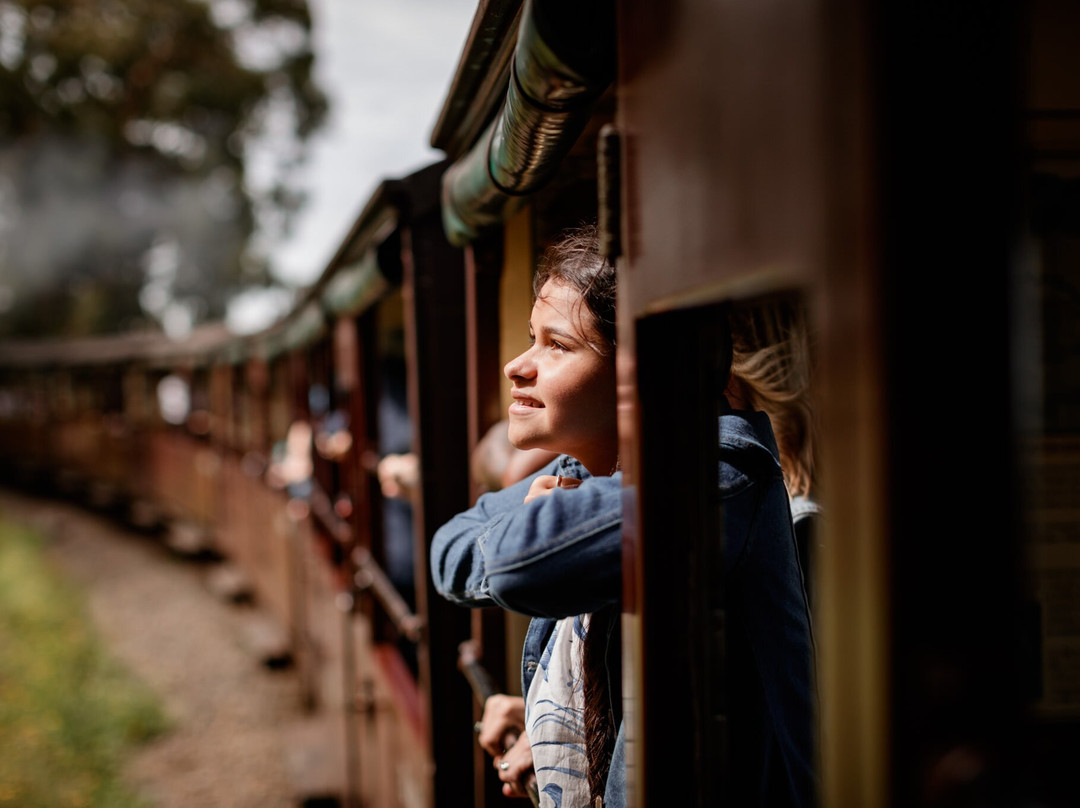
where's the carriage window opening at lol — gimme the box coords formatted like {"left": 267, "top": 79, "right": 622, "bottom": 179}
{"left": 371, "top": 294, "right": 420, "bottom": 674}
{"left": 633, "top": 289, "right": 820, "bottom": 805}
{"left": 375, "top": 343, "right": 416, "bottom": 607}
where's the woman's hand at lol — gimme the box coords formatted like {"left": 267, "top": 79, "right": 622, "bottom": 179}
{"left": 478, "top": 694, "right": 526, "bottom": 757}
{"left": 523, "top": 474, "right": 581, "bottom": 503}
{"left": 493, "top": 730, "right": 535, "bottom": 799}
{"left": 480, "top": 696, "right": 537, "bottom": 801}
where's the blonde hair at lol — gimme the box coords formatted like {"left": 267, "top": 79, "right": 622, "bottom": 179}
{"left": 729, "top": 294, "right": 816, "bottom": 499}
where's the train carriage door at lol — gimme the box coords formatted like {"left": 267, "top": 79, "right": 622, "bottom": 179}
{"left": 613, "top": 1, "right": 837, "bottom": 805}
{"left": 613, "top": 0, "right": 1060, "bottom": 807}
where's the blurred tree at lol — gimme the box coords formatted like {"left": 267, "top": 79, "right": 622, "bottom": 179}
{"left": 0, "top": 0, "right": 327, "bottom": 338}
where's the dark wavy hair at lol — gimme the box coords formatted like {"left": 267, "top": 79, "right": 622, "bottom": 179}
{"left": 534, "top": 224, "right": 617, "bottom": 354}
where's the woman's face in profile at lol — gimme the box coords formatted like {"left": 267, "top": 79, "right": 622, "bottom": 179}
{"left": 503, "top": 280, "right": 618, "bottom": 474}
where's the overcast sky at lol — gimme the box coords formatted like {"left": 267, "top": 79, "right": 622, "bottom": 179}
{"left": 267, "top": 0, "right": 478, "bottom": 288}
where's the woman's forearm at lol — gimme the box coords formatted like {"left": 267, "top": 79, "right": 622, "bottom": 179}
{"left": 430, "top": 459, "right": 561, "bottom": 606}
{"left": 430, "top": 464, "right": 624, "bottom": 617}
{"left": 484, "top": 475, "right": 624, "bottom": 617}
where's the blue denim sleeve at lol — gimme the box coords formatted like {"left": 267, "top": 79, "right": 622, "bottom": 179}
{"left": 429, "top": 459, "right": 561, "bottom": 607}
{"left": 429, "top": 460, "right": 624, "bottom": 619}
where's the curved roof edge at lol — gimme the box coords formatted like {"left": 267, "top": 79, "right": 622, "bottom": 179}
{"left": 429, "top": 0, "right": 524, "bottom": 158}
{"left": 436, "top": 0, "right": 615, "bottom": 246}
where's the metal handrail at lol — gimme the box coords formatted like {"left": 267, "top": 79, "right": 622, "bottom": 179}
{"left": 303, "top": 481, "right": 424, "bottom": 643}
{"left": 458, "top": 640, "right": 540, "bottom": 808}
{"left": 352, "top": 545, "right": 424, "bottom": 644}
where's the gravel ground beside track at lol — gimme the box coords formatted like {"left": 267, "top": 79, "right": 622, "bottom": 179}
{"left": 0, "top": 487, "right": 306, "bottom": 808}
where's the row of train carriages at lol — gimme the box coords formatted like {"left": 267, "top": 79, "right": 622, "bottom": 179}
{"left": 1, "top": 1, "right": 1079, "bottom": 807}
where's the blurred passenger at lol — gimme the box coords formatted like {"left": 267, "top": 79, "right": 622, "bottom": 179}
{"left": 267, "top": 420, "right": 313, "bottom": 499}
{"left": 314, "top": 408, "right": 352, "bottom": 462}
{"left": 471, "top": 418, "right": 559, "bottom": 493}
{"left": 728, "top": 294, "right": 821, "bottom": 604}
{"left": 377, "top": 452, "right": 419, "bottom": 501}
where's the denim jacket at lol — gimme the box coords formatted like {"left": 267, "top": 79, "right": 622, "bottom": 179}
{"left": 718, "top": 410, "right": 817, "bottom": 806}
{"left": 430, "top": 408, "right": 815, "bottom": 807}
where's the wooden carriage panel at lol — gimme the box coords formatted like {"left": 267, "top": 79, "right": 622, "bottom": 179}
{"left": 191, "top": 443, "right": 221, "bottom": 528}
{"left": 52, "top": 416, "right": 100, "bottom": 481}
{"left": 144, "top": 430, "right": 182, "bottom": 518}
{"left": 614, "top": 0, "right": 827, "bottom": 323}
{"left": 372, "top": 644, "right": 431, "bottom": 808}
{"left": 349, "top": 612, "right": 431, "bottom": 808}
{"left": 215, "top": 461, "right": 296, "bottom": 633}
{"left": 161, "top": 432, "right": 220, "bottom": 523}
{"left": 213, "top": 453, "right": 246, "bottom": 560}
{"left": 247, "top": 479, "right": 294, "bottom": 625}
{"left": 142, "top": 429, "right": 222, "bottom": 551}
{"left": 300, "top": 525, "right": 349, "bottom": 712}
{"left": 349, "top": 614, "right": 391, "bottom": 808}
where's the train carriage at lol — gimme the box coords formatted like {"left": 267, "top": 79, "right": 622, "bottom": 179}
{"left": 1, "top": 1, "right": 1078, "bottom": 807}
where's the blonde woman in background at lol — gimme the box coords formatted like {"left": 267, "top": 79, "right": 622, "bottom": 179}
{"left": 727, "top": 293, "right": 821, "bottom": 603}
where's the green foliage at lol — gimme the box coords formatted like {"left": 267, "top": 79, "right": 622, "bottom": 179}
{"left": 0, "top": 515, "right": 170, "bottom": 808}
{"left": 0, "top": 0, "right": 326, "bottom": 168}
{"left": 0, "top": 0, "right": 328, "bottom": 338}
